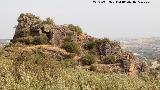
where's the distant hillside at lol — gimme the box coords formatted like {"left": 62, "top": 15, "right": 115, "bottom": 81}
{"left": 119, "top": 37, "right": 160, "bottom": 60}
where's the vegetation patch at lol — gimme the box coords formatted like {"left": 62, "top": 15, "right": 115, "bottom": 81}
{"left": 80, "top": 53, "right": 96, "bottom": 65}
{"left": 0, "top": 57, "right": 159, "bottom": 90}
{"left": 62, "top": 41, "right": 80, "bottom": 54}
{"left": 67, "top": 24, "right": 83, "bottom": 34}
{"left": 32, "top": 34, "right": 48, "bottom": 45}
{"left": 84, "top": 41, "right": 96, "bottom": 50}
{"left": 16, "top": 28, "right": 30, "bottom": 37}
{"left": 95, "top": 38, "right": 111, "bottom": 45}
{"left": 101, "top": 55, "right": 116, "bottom": 64}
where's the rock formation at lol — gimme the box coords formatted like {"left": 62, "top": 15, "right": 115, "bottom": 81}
{"left": 10, "top": 13, "right": 138, "bottom": 75}
{"left": 11, "top": 13, "right": 94, "bottom": 46}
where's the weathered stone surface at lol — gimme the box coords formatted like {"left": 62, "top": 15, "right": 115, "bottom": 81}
{"left": 11, "top": 13, "right": 93, "bottom": 47}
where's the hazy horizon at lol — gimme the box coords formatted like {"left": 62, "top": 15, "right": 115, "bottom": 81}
{"left": 0, "top": 0, "right": 160, "bottom": 39}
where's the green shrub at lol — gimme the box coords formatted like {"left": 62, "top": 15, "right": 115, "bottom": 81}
{"left": 102, "top": 55, "right": 116, "bottom": 64}
{"left": 62, "top": 41, "right": 80, "bottom": 54}
{"left": 15, "top": 37, "right": 35, "bottom": 45}
{"left": 17, "top": 28, "right": 30, "bottom": 37}
{"left": 68, "top": 24, "right": 83, "bottom": 34}
{"left": 16, "top": 34, "right": 48, "bottom": 45}
{"left": 17, "top": 37, "right": 34, "bottom": 45}
{"left": 84, "top": 41, "right": 96, "bottom": 50}
{"left": 95, "top": 38, "right": 111, "bottom": 45}
{"left": 32, "top": 34, "right": 48, "bottom": 45}
{"left": 80, "top": 53, "right": 96, "bottom": 65}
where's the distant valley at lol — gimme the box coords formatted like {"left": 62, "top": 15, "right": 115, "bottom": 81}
{"left": 119, "top": 37, "right": 160, "bottom": 60}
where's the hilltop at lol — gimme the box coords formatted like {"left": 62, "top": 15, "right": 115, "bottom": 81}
{"left": 7, "top": 13, "right": 141, "bottom": 75}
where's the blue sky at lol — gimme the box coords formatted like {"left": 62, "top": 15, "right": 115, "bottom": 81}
{"left": 0, "top": 0, "right": 160, "bottom": 39}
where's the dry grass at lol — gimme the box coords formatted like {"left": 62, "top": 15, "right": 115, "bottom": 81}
{"left": 0, "top": 46, "right": 159, "bottom": 90}
{"left": 0, "top": 57, "right": 159, "bottom": 90}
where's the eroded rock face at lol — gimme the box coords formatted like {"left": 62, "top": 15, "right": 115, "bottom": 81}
{"left": 11, "top": 13, "right": 92, "bottom": 46}
{"left": 82, "top": 38, "right": 137, "bottom": 74}
{"left": 96, "top": 40, "right": 122, "bottom": 56}
{"left": 11, "top": 13, "right": 54, "bottom": 44}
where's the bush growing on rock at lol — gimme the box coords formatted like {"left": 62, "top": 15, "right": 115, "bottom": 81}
{"left": 84, "top": 41, "right": 96, "bottom": 50}
{"left": 14, "top": 33, "right": 48, "bottom": 45}
{"left": 17, "top": 28, "right": 30, "bottom": 37}
{"left": 13, "top": 37, "right": 31, "bottom": 45}
{"left": 32, "top": 34, "right": 48, "bottom": 45}
{"left": 95, "top": 38, "right": 111, "bottom": 45}
{"left": 62, "top": 41, "right": 80, "bottom": 54}
{"left": 80, "top": 53, "right": 96, "bottom": 65}
{"left": 19, "top": 37, "right": 34, "bottom": 45}
{"left": 67, "top": 24, "right": 83, "bottom": 34}
{"left": 101, "top": 55, "right": 116, "bottom": 64}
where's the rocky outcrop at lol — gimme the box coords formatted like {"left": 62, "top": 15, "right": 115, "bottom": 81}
{"left": 10, "top": 13, "right": 139, "bottom": 75}
{"left": 11, "top": 13, "right": 94, "bottom": 47}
